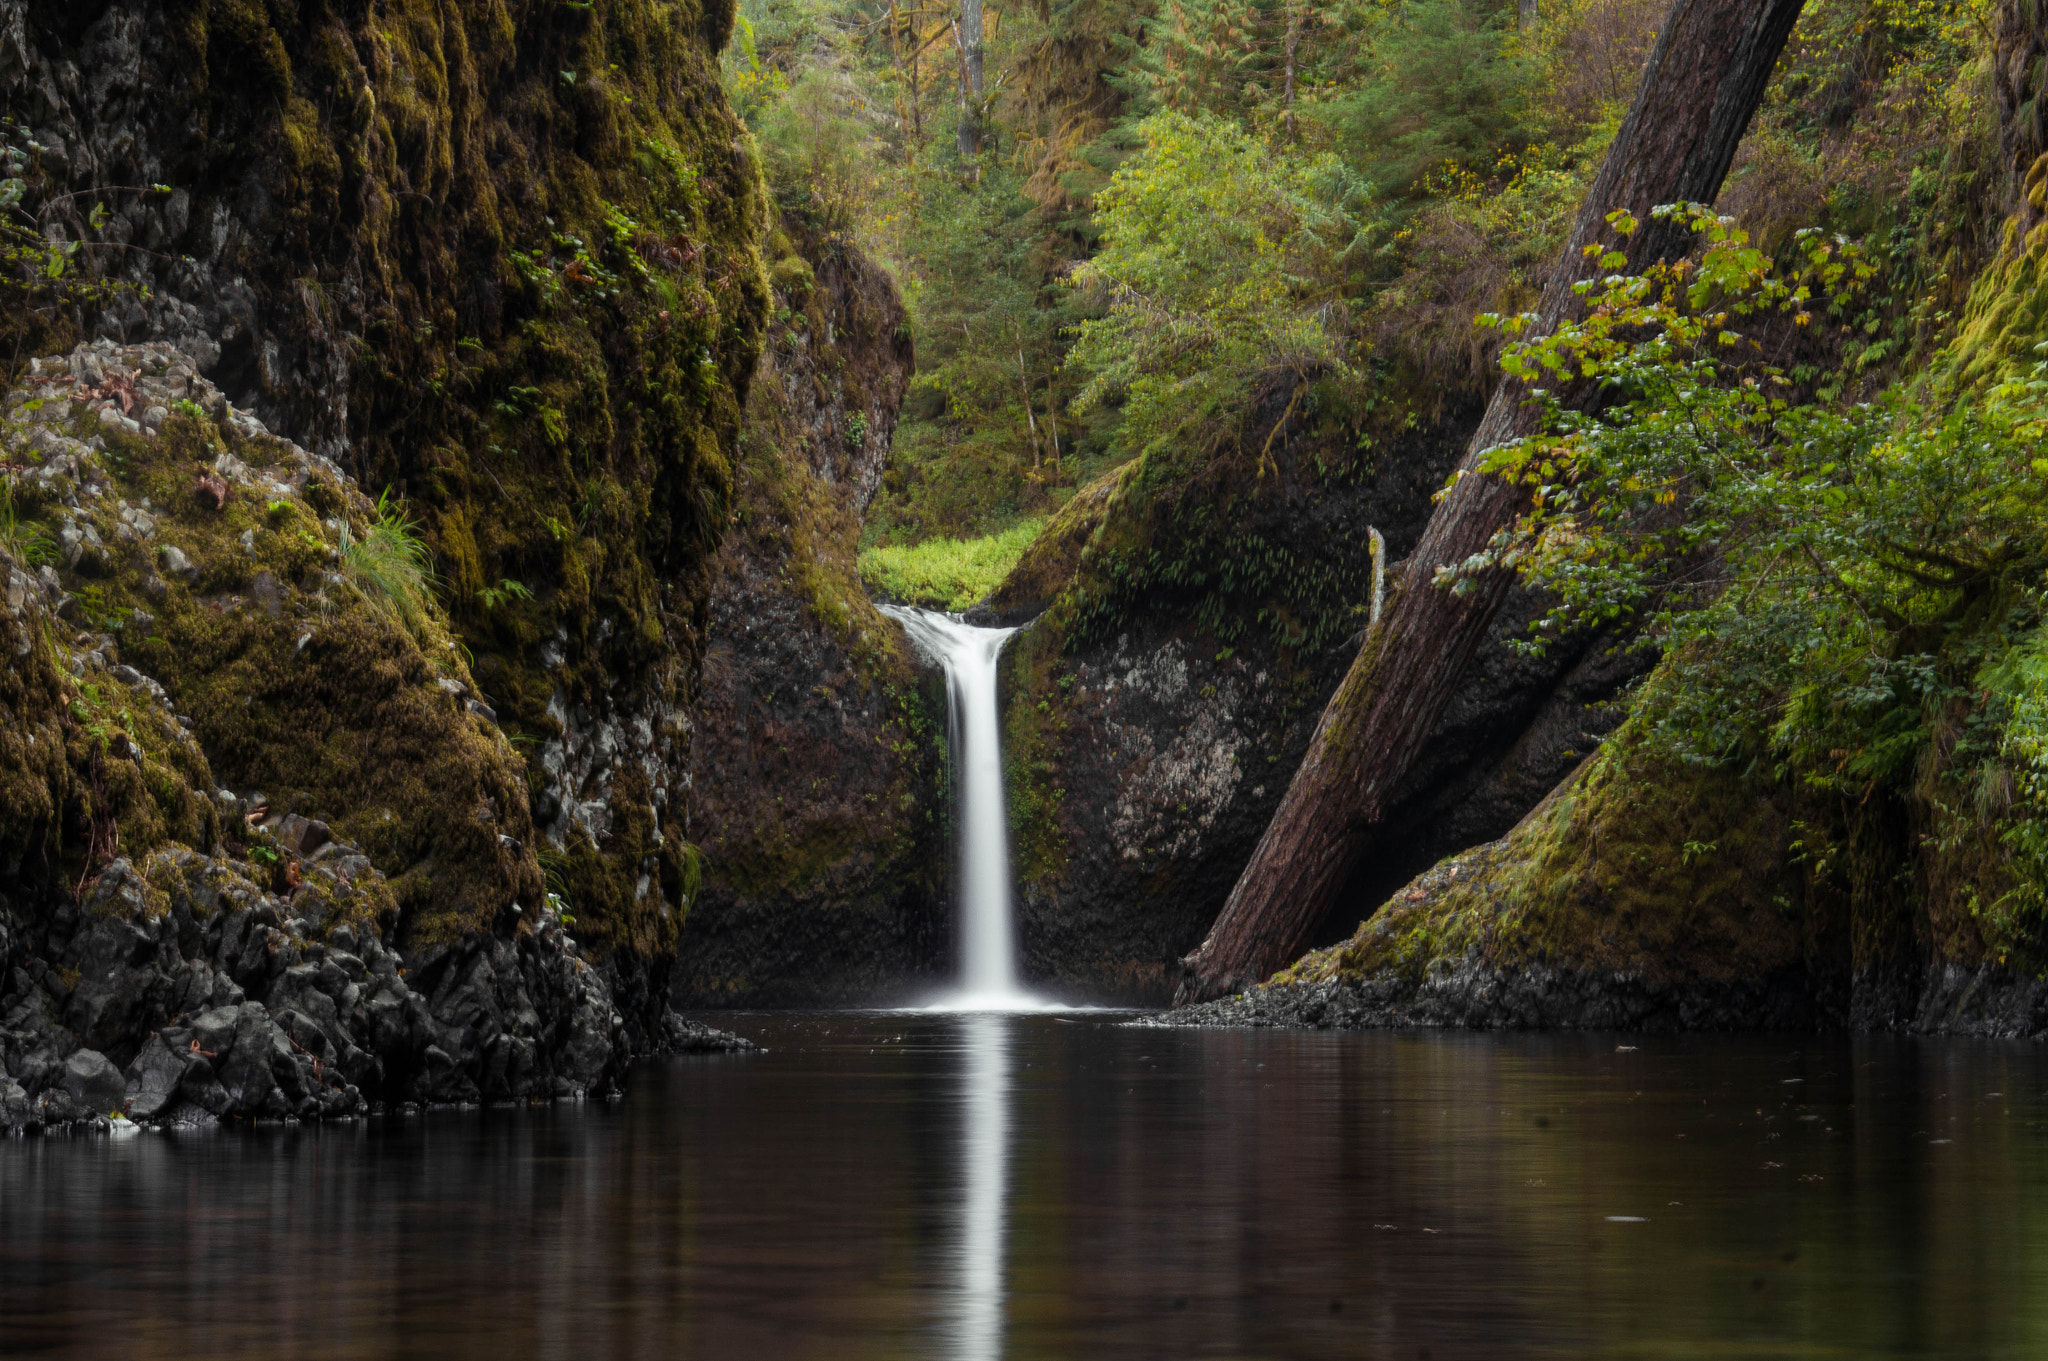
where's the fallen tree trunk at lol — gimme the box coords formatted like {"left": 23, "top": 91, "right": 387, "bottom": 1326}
{"left": 1176, "top": 0, "right": 1808, "bottom": 1003}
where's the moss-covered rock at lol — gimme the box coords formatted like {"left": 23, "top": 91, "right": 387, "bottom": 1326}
{"left": 1160, "top": 665, "right": 2048, "bottom": 1038}
{"left": 9, "top": 340, "right": 536, "bottom": 942}
{"left": 1250, "top": 726, "right": 1834, "bottom": 1026}
{"left": 0, "top": 342, "right": 750, "bottom": 1122}
{"left": 989, "top": 391, "right": 1647, "bottom": 1003}
{"left": 5, "top": 0, "right": 771, "bottom": 997}
{"left": 672, "top": 214, "right": 949, "bottom": 1006}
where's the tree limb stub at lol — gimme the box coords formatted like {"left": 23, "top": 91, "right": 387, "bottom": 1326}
{"left": 1174, "top": 0, "right": 1809, "bottom": 1004}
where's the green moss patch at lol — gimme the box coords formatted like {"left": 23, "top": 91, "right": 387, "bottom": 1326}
{"left": 858, "top": 518, "right": 1046, "bottom": 612}
{"left": 1281, "top": 722, "right": 1808, "bottom": 993}
{"left": 4, "top": 342, "right": 541, "bottom": 944}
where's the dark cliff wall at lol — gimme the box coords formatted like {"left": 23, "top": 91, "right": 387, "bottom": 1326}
{"left": 0, "top": 0, "right": 763, "bottom": 1122}
{"left": 991, "top": 395, "right": 1644, "bottom": 1005}
{"left": 673, "top": 214, "right": 950, "bottom": 1007}
{"left": 2, "top": 0, "right": 770, "bottom": 1000}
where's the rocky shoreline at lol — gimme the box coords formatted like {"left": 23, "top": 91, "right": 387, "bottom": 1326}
{"left": 1142, "top": 958, "right": 2048, "bottom": 1040}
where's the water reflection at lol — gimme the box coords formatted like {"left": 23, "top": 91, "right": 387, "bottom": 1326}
{"left": 5, "top": 1019, "right": 2048, "bottom": 1358}
{"left": 949, "top": 1014, "right": 1011, "bottom": 1361}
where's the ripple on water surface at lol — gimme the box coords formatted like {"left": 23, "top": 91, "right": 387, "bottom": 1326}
{"left": 2, "top": 1016, "right": 2046, "bottom": 1359}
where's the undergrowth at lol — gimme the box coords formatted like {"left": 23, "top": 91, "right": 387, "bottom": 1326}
{"left": 0, "top": 475, "right": 54, "bottom": 568}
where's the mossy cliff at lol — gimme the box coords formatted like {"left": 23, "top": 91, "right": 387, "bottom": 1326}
{"left": 4, "top": 0, "right": 769, "bottom": 1017}
{"left": 673, "top": 212, "right": 950, "bottom": 1006}
{"left": 0, "top": 342, "right": 745, "bottom": 1131}
{"left": 1945, "top": 0, "right": 2048, "bottom": 389}
{"left": 989, "top": 391, "right": 1645, "bottom": 1004}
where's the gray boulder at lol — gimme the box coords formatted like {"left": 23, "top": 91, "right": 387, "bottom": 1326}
{"left": 0, "top": 1078, "right": 37, "bottom": 1132}
{"left": 123, "top": 1033, "right": 192, "bottom": 1122}
{"left": 62, "top": 1049, "right": 125, "bottom": 1114}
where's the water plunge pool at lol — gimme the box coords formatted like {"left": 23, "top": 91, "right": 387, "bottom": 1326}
{"left": 4, "top": 1015, "right": 2047, "bottom": 1358}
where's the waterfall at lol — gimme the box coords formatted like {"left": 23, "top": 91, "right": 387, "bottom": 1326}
{"left": 878, "top": 605, "right": 1045, "bottom": 1009}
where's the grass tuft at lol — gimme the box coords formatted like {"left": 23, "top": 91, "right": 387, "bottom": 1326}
{"left": 858, "top": 518, "right": 1044, "bottom": 611}
{"left": 341, "top": 489, "right": 437, "bottom": 637}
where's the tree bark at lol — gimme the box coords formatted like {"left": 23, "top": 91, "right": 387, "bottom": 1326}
{"left": 1175, "top": 0, "right": 1808, "bottom": 1004}
{"left": 1283, "top": 6, "right": 1302, "bottom": 143}
{"left": 956, "top": 0, "right": 986, "bottom": 160}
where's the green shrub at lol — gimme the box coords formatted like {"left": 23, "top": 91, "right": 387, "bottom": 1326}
{"left": 1334, "top": 0, "right": 1533, "bottom": 196}
{"left": 858, "top": 518, "right": 1046, "bottom": 611}
{"left": 1068, "top": 110, "right": 1381, "bottom": 465}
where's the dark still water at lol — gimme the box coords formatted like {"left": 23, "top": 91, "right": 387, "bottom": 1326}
{"left": 5, "top": 1014, "right": 2048, "bottom": 1359}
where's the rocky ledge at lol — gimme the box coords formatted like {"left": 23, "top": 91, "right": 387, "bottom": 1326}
{"left": 4, "top": 845, "right": 749, "bottom": 1134}
{"left": 1138, "top": 966, "right": 1825, "bottom": 1033}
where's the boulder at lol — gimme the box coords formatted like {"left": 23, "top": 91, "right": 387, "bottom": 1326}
{"left": 62, "top": 1050, "right": 126, "bottom": 1115}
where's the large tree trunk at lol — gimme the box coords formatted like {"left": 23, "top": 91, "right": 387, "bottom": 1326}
{"left": 956, "top": 0, "right": 986, "bottom": 160}
{"left": 1175, "top": 0, "right": 1807, "bottom": 1004}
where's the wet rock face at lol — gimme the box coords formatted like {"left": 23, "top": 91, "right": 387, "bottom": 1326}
{"left": 677, "top": 551, "right": 948, "bottom": 1006}
{"left": 1003, "top": 410, "right": 1646, "bottom": 1005}
{"left": 674, "top": 217, "right": 946, "bottom": 1007}
{"left": 1013, "top": 635, "right": 1314, "bottom": 1003}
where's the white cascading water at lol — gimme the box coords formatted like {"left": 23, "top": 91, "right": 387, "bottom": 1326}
{"left": 880, "top": 604, "right": 1057, "bottom": 1358}
{"left": 878, "top": 605, "right": 1045, "bottom": 1010}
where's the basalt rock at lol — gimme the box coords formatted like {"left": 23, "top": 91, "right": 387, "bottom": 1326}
{"left": 994, "top": 395, "right": 1646, "bottom": 1005}
{"left": 673, "top": 213, "right": 950, "bottom": 1007}
{"left": 0, "top": 836, "right": 751, "bottom": 1130}
{"left": 0, "top": 346, "right": 746, "bottom": 1131}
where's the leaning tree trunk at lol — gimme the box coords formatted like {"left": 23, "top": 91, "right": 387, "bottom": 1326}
{"left": 1176, "top": 0, "right": 1808, "bottom": 1003}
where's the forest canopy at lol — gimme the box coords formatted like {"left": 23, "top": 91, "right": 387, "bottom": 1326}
{"left": 728, "top": 0, "right": 1992, "bottom": 544}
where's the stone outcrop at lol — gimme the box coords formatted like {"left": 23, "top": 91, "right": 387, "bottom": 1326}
{"left": 673, "top": 216, "right": 951, "bottom": 1007}
{"left": 0, "top": 341, "right": 744, "bottom": 1131}
{"left": 992, "top": 398, "right": 1646, "bottom": 1004}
